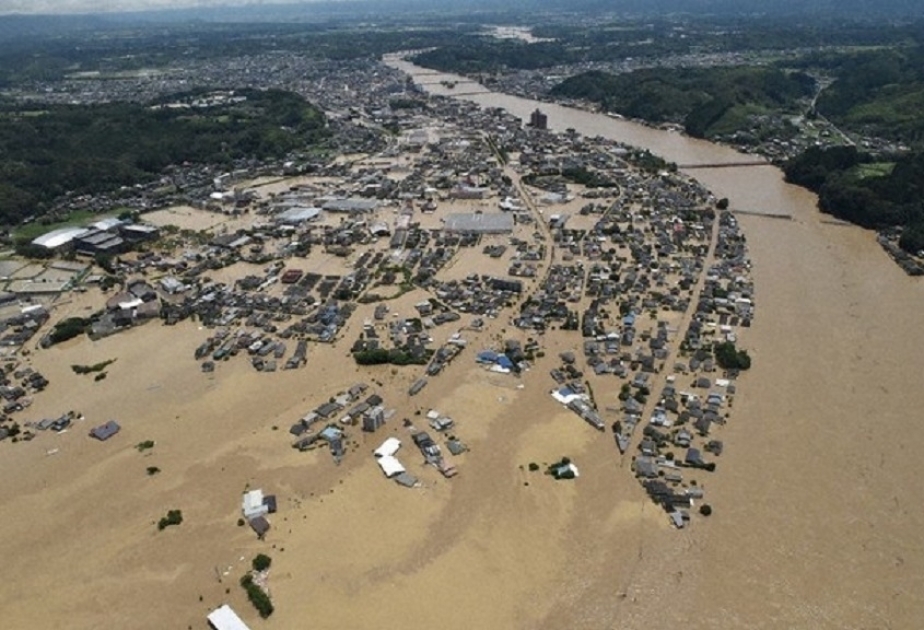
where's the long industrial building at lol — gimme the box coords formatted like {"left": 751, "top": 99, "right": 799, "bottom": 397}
{"left": 443, "top": 212, "right": 514, "bottom": 234}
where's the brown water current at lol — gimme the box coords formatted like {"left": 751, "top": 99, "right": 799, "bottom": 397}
{"left": 389, "top": 57, "right": 924, "bottom": 629}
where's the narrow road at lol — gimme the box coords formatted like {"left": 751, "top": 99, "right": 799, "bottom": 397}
{"left": 624, "top": 209, "right": 721, "bottom": 457}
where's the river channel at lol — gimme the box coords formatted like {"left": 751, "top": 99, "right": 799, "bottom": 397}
{"left": 387, "top": 55, "right": 924, "bottom": 630}
{"left": 386, "top": 55, "right": 810, "bottom": 215}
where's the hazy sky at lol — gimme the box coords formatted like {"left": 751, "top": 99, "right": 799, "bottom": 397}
{"left": 4, "top": 0, "right": 919, "bottom": 17}
{"left": 0, "top": 0, "right": 308, "bottom": 14}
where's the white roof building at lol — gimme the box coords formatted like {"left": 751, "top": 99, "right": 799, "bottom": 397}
{"left": 376, "top": 455, "right": 406, "bottom": 478}
{"left": 207, "top": 604, "right": 252, "bottom": 630}
{"left": 159, "top": 277, "right": 186, "bottom": 294}
{"left": 31, "top": 226, "right": 90, "bottom": 250}
{"left": 241, "top": 489, "right": 268, "bottom": 519}
{"left": 91, "top": 217, "right": 125, "bottom": 231}
{"left": 374, "top": 437, "right": 401, "bottom": 458}
{"left": 21, "top": 304, "right": 47, "bottom": 316}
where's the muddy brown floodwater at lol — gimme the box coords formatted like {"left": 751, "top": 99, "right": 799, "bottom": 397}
{"left": 388, "top": 56, "right": 924, "bottom": 630}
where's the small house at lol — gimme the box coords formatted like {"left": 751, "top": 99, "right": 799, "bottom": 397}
{"left": 685, "top": 448, "right": 704, "bottom": 466}
{"left": 429, "top": 416, "right": 454, "bottom": 432}
{"left": 393, "top": 472, "right": 419, "bottom": 488}
{"left": 249, "top": 516, "right": 270, "bottom": 539}
{"left": 635, "top": 456, "right": 658, "bottom": 479}
{"left": 242, "top": 489, "right": 268, "bottom": 519}
{"left": 376, "top": 455, "right": 406, "bottom": 478}
{"left": 89, "top": 420, "right": 121, "bottom": 441}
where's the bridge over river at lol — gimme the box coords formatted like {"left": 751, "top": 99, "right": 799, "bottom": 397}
{"left": 677, "top": 160, "right": 773, "bottom": 169}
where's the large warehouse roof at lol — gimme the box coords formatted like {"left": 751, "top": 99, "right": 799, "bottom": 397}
{"left": 322, "top": 198, "right": 379, "bottom": 213}
{"left": 275, "top": 206, "right": 321, "bottom": 224}
{"left": 31, "top": 227, "right": 91, "bottom": 249}
{"left": 443, "top": 213, "right": 514, "bottom": 234}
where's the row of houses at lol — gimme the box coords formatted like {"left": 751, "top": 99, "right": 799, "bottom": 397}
{"left": 624, "top": 211, "right": 755, "bottom": 527}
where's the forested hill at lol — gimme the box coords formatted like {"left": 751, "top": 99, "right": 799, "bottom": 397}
{"left": 0, "top": 88, "right": 326, "bottom": 226}
{"left": 549, "top": 67, "right": 815, "bottom": 139}
{"left": 784, "top": 146, "right": 924, "bottom": 252}
{"left": 780, "top": 46, "right": 924, "bottom": 251}
{"left": 808, "top": 46, "right": 924, "bottom": 145}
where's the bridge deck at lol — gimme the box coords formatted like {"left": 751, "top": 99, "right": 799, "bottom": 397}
{"left": 678, "top": 161, "right": 771, "bottom": 169}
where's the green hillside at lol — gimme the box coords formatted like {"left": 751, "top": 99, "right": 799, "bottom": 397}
{"left": 0, "top": 88, "right": 326, "bottom": 226}
{"left": 550, "top": 66, "right": 815, "bottom": 138}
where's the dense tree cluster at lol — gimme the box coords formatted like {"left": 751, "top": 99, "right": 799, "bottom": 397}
{"left": 47, "top": 317, "right": 91, "bottom": 345}
{"left": 784, "top": 146, "right": 924, "bottom": 252}
{"left": 899, "top": 222, "right": 924, "bottom": 255}
{"left": 714, "top": 341, "right": 752, "bottom": 371}
{"left": 0, "top": 88, "right": 326, "bottom": 226}
{"left": 240, "top": 573, "right": 274, "bottom": 618}
{"left": 157, "top": 509, "right": 183, "bottom": 531}
{"left": 352, "top": 347, "right": 433, "bottom": 366}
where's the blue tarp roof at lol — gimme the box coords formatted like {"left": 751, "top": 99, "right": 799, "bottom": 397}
{"left": 496, "top": 355, "right": 515, "bottom": 369}
{"left": 476, "top": 350, "right": 499, "bottom": 363}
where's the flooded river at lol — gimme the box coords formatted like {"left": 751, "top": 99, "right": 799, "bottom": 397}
{"left": 387, "top": 55, "right": 789, "bottom": 210}
{"left": 388, "top": 56, "right": 924, "bottom": 630}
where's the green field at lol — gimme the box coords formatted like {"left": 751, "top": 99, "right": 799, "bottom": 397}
{"left": 851, "top": 161, "right": 896, "bottom": 180}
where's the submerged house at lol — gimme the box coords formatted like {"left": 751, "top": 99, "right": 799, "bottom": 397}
{"left": 242, "top": 489, "right": 268, "bottom": 519}
{"left": 89, "top": 420, "right": 121, "bottom": 441}
{"left": 249, "top": 516, "right": 270, "bottom": 539}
